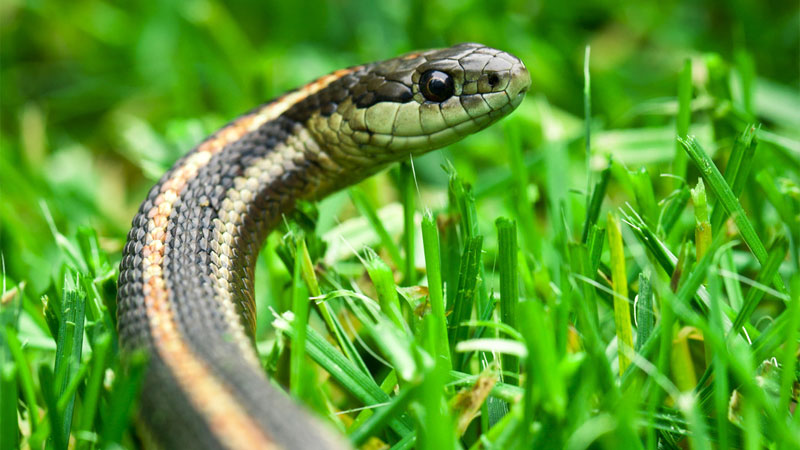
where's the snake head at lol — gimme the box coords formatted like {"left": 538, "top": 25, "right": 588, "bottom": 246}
{"left": 294, "top": 43, "right": 530, "bottom": 167}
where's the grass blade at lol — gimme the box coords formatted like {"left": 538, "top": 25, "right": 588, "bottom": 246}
{"left": 1, "top": 362, "right": 18, "bottom": 450}
{"left": 496, "top": 218, "right": 519, "bottom": 383}
{"left": 706, "top": 256, "right": 730, "bottom": 449}
{"left": 349, "top": 384, "right": 418, "bottom": 446}
{"left": 581, "top": 162, "right": 611, "bottom": 243}
{"left": 778, "top": 275, "right": 800, "bottom": 416}
{"left": 101, "top": 351, "right": 146, "bottom": 445}
{"left": 607, "top": 212, "right": 634, "bottom": 375}
{"left": 273, "top": 312, "right": 413, "bottom": 435}
{"left": 40, "top": 365, "right": 66, "bottom": 450}
{"left": 416, "top": 315, "right": 455, "bottom": 450}
{"left": 77, "top": 332, "right": 112, "bottom": 448}
{"left": 290, "top": 238, "right": 311, "bottom": 401}
{"left": 519, "top": 300, "right": 565, "bottom": 432}
{"left": 678, "top": 135, "right": 787, "bottom": 294}
{"left": 449, "top": 236, "right": 483, "bottom": 370}
{"left": 632, "top": 167, "right": 658, "bottom": 226}
{"left": 660, "top": 186, "right": 691, "bottom": 237}
{"left": 421, "top": 210, "right": 450, "bottom": 370}
{"left": 691, "top": 178, "right": 711, "bottom": 261}
{"left": 53, "top": 272, "right": 86, "bottom": 445}
{"left": 709, "top": 125, "right": 757, "bottom": 232}
{"left": 726, "top": 237, "right": 787, "bottom": 341}
{"left": 721, "top": 248, "right": 745, "bottom": 311}
{"left": 365, "top": 249, "right": 404, "bottom": 330}
{"left": 398, "top": 161, "right": 417, "bottom": 285}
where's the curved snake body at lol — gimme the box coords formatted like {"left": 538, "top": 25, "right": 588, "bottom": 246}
{"left": 117, "top": 43, "right": 530, "bottom": 449}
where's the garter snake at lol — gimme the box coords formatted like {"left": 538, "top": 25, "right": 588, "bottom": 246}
{"left": 117, "top": 43, "right": 530, "bottom": 449}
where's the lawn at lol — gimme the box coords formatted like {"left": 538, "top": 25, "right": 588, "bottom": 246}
{"left": 1, "top": 1, "right": 798, "bottom": 449}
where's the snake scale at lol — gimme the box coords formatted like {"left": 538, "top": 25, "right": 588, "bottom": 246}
{"left": 116, "top": 43, "right": 530, "bottom": 449}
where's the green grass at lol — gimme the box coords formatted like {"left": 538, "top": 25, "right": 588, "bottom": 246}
{"left": 2, "top": 1, "right": 800, "bottom": 449}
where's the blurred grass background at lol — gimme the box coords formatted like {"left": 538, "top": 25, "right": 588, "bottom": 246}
{"left": 1, "top": 0, "right": 799, "bottom": 449}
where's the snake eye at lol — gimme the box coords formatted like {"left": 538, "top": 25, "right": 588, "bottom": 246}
{"left": 419, "top": 70, "right": 454, "bottom": 102}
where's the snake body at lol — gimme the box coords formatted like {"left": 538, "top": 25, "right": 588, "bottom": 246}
{"left": 117, "top": 43, "right": 530, "bottom": 449}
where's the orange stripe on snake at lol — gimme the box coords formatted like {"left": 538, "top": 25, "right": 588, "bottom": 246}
{"left": 138, "top": 67, "right": 357, "bottom": 449}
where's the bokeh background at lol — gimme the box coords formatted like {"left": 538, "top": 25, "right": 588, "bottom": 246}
{"left": 1, "top": 0, "right": 798, "bottom": 315}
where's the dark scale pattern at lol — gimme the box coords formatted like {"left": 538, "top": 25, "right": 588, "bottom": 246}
{"left": 115, "top": 114, "right": 346, "bottom": 449}
{"left": 118, "top": 180, "right": 168, "bottom": 350}
{"left": 283, "top": 56, "right": 431, "bottom": 121}
{"left": 162, "top": 115, "right": 344, "bottom": 449}
{"left": 285, "top": 66, "right": 371, "bottom": 121}
{"left": 117, "top": 110, "right": 261, "bottom": 351}
{"left": 163, "top": 117, "right": 299, "bottom": 342}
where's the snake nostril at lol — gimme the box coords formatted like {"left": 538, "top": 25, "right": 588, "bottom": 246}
{"left": 487, "top": 73, "right": 500, "bottom": 87}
